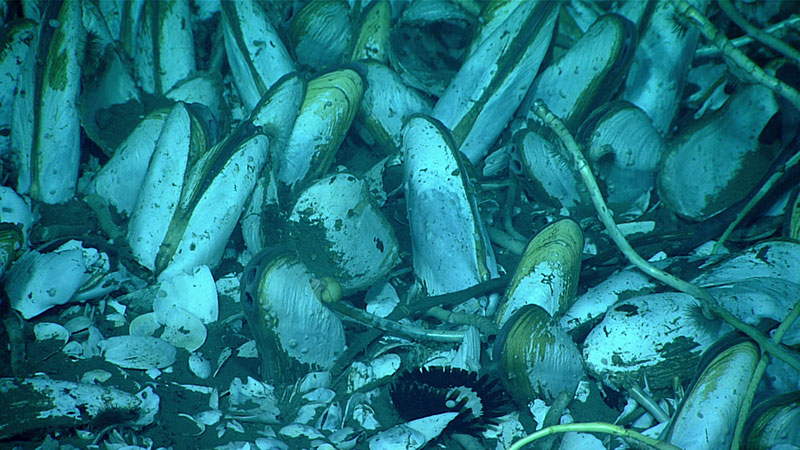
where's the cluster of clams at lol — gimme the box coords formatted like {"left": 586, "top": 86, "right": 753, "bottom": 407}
{"left": 1, "top": 0, "right": 799, "bottom": 449}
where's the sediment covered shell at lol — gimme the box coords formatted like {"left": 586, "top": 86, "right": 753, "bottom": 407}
{"left": 496, "top": 219, "right": 583, "bottom": 326}
{"left": 0, "top": 377, "right": 158, "bottom": 440}
{"left": 402, "top": 114, "right": 498, "bottom": 296}
{"left": 583, "top": 292, "right": 723, "bottom": 391}
{"left": 493, "top": 304, "right": 585, "bottom": 404}
{"left": 659, "top": 84, "right": 780, "bottom": 221}
{"left": 287, "top": 172, "right": 399, "bottom": 293}
{"left": 240, "top": 248, "right": 346, "bottom": 385}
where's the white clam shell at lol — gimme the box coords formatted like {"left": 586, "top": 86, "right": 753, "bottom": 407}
{"left": 100, "top": 335, "right": 176, "bottom": 370}
{"left": 156, "top": 306, "right": 207, "bottom": 352}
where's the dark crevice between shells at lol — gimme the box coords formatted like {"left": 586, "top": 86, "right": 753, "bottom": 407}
{"left": 389, "top": 366, "right": 513, "bottom": 436}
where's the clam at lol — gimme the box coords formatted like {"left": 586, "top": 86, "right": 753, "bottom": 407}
{"left": 622, "top": 0, "right": 703, "bottom": 134}
{"left": 743, "top": 391, "right": 800, "bottom": 449}
{"left": 496, "top": 219, "right": 583, "bottom": 326}
{"left": 0, "top": 18, "right": 36, "bottom": 157}
{"left": 240, "top": 247, "right": 346, "bottom": 385}
{"left": 661, "top": 337, "right": 760, "bottom": 449}
{"left": 220, "top": 1, "right": 295, "bottom": 112}
{"left": 576, "top": 101, "right": 665, "bottom": 219}
{"left": 287, "top": 172, "right": 399, "bottom": 293}
{"left": 522, "top": 13, "right": 637, "bottom": 132}
{"left": 402, "top": 114, "right": 498, "bottom": 296}
{"left": 287, "top": 0, "right": 352, "bottom": 71}
{"left": 276, "top": 68, "right": 364, "bottom": 198}
{"left": 659, "top": 83, "right": 780, "bottom": 221}
{"left": 432, "top": 1, "right": 559, "bottom": 164}
{"left": 12, "top": 0, "right": 83, "bottom": 204}
{"left": 493, "top": 304, "right": 585, "bottom": 404}
{"left": 582, "top": 292, "right": 724, "bottom": 391}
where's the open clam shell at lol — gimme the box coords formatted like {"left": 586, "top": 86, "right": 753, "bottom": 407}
{"left": 662, "top": 337, "right": 759, "bottom": 449}
{"left": 388, "top": 1, "right": 475, "bottom": 97}
{"left": 288, "top": 172, "right": 399, "bottom": 293}
{"left": 659, "top": 84, "right": 780, "bottom": 221}
{"left": 496, "top": 219, "right": 583, "bottom": 326}
{"left": 583, "top": 292, "right": 723, "bottom": 391}
{"left": 402, "top": 114, "right": 498, "bottom": 296}
{"left": 493, "top": 304, "right": 585, "bottom": 404}
{"left": 240, "top": 248, "right": 346, "bottom": 385}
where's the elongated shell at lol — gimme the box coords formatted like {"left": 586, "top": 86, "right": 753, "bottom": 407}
{"left": 402, "top": 114, "right": 498, "bottom": 296}
{"left": 288, "top": 172, "right": 399, "bottom": 293}
{"left": 12, "top": 0, "right": 83, "bottom": 204}
{"left": 493, "top": 305, "right": 584, "bottom": 404}
{"left": 522, "top": 13, "right": 637, "bottom": 132}
{"left": 662, "top": 337, "right": 759, "bottom": 449}
{"left": 240, "top": 248, "right": 346, "bottom": 385}
{"left": 277, "top": 68, "right": 364, "bottom": 197}
{"left": 0, "top": 19, "right": 36, "bottom": 157}
{"left": 220, "top": 1, "right": 295, "bottom": 112}
{"left": 659, "top": 84, "right": 780, "bottom": 221}
{"left": 583, "top": 292, "right": 723, "bottom": 391}
{"left": 496, "top": 219, "right": 583, "bottom": 326}
{"left": 433, "top": 1, "right": 558, "bottom": 164}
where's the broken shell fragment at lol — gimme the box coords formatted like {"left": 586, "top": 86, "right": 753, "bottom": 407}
{"left": 100, "top": 335, "right": 177, "bottom": 370}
